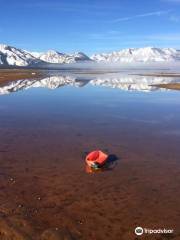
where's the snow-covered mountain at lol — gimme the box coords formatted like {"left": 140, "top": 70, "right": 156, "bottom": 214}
{"left": 1, "top": 44, "right": 180, "bottom": 67}
{"left": 0, "top": 44, "right": 42, "bottom": 66}
{"left": 31, "top": 50, "right": 91, "bottom": 64}
{"left": 0, "top": 44, "right": 91, "bottom": 67}
{"left": 91, "top": 47, "right": 180, "bottom": 63}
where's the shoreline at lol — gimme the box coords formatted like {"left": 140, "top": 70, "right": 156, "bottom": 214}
{"left": 134, "top": 73, "right": 180, "bottom": 77}
{"left": 0, "top": 69, "right": 44, "bottom": 84}
{"left": 153, "top": 83, "right": 180, "bottom": 90}
{"left": 1, "top": 69, "right": 180, "bottom": 91}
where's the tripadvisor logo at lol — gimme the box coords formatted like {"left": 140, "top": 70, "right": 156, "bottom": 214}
{"left": 135, "top": 226, "right": 174, "bottom": 236}
{"left": 135, "top": 227, "right": 143, "bottom": 236}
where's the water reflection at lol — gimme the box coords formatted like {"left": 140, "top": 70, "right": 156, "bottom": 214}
{"left": 0, "top": 72, "right": 180, "bottom": 95}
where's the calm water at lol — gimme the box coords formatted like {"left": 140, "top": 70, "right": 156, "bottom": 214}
{"left": 0, "top": 72, "right": 180, "bottom": 153}
{"left": 0, "top": 72, "right": 180, "bottom": 239}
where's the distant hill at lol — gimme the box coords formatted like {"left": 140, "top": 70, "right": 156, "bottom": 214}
{"left": 91, "top": 47, "right": 180, "bottom": 63}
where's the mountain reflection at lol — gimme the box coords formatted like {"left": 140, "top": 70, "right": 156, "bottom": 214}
{"left": 0, "top": 73, "right": 179, "bottom": 95}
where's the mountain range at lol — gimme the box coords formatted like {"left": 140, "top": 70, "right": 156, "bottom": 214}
{"left": 92, "top": 47, "right": 180, "bottom": 63}
{"left": 0, "top": 44, "right": 91, "bottom": 67}
{"left": 0, "top": 44, "right": 180, "bottom": 67}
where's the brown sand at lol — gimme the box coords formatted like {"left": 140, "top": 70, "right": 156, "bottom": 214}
{"left": 135, "top": 72, "right": 180, "bottom": 90}
{"left": 0, "top": 69, "right": 43, "bottom": 85}
{"left": 153, "top": 83, "right": 180, "bottom": 90}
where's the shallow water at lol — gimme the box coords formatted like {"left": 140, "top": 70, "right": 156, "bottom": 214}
{"left": 0, "top": 72, "right": 180, "bottom": 239}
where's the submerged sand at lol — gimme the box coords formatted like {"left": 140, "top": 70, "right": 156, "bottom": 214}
{"left": 1, "top": 109, "right": 180, "bottom": 239}
{"left": 0, "top": 69, "right": 180, "bottom": 239}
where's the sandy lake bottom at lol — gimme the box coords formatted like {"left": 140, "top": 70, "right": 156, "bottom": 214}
{"left": 0, "top": 72, "right": 180, "bottom": 239}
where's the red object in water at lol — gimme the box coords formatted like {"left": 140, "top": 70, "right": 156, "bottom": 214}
{"left": 85, "top": 150, "right": 108, "bottom": 168}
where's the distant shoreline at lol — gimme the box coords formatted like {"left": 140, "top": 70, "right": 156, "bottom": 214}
{"left": 134, "top": 73, "right": 180, "bottom": 90}
{"left": 0, "top": 69, "right": 44, "bottom": 84}
{"left": 133, "top": 73, "right": 180, "bottom": 77}
{"left": 152, "top": 83, "right": 180, "bottom": 90}
{"left": 0, "top": 68, "right": 180, "bottom": 91}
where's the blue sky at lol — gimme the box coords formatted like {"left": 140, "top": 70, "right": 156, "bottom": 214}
{"left": 1, "top": 0, "right": 180, "bottom": 54}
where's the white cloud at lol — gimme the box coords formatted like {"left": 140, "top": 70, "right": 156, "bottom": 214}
{"left": 112, "top": 10, "right": 171, "bottom": 23}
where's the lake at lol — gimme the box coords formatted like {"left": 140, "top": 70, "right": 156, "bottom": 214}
{"left": 0, "top": 71, "right": 180, "bottom": 239}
